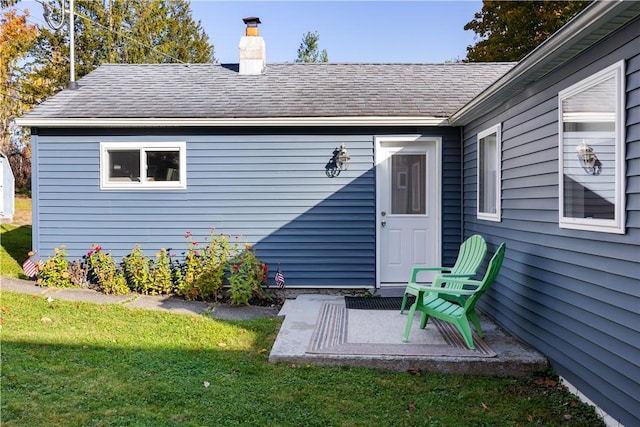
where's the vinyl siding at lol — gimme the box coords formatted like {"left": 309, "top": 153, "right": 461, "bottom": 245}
{"left": 462, "top": 22, "right": 640, "bottom": 426}
{"left": 33, "top": 127, "right": 462, "bottom": 288}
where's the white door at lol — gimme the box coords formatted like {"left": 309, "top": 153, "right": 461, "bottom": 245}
{"left": 376, "top": 137, "right": 440, "bottom": 287}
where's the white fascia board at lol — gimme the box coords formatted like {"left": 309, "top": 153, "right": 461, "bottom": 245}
{"left": 448, "top": 1, "right": 631, "bottom": 126}
{"left": 15, "top": 116, "right": 449, "bottom": 128}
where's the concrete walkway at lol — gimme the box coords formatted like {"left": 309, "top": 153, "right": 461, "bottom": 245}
{"left": 2, "top": 277, "right": 548, "bottom": 376}
{"left": 0, "top": 277, "right": 280, "bottom": 320}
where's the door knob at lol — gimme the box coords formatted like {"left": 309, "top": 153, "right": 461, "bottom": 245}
{"left": 381, "top": 221, "right": 386, "bottom": 227}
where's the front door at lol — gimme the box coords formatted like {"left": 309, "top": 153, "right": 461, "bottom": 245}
{"left": 376, "top": 137, "right": 440, "bottom": 287}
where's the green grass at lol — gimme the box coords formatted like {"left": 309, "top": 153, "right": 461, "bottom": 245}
{"left": 0, "top": 292, "right": 605, "bottom": 427}
{"left": 1, "top": 224, "right": 32, "bottom": 279}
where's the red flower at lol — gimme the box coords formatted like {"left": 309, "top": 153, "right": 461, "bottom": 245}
{"left": 185, "top": 231, "right": 192, "bottom": 239}
{"left": 95, "top": 246, "right": 102, "bottom": 252}
{"left": 262, "top": 264, "right": 269, "bottom": 272}
{"left": 87, "top": 250, "right": 94, "bottom": 256}
{"left": 262, "top": 274, "right": 267, "bottom": 280}
{"left": 232, "top": 265, "right": 239, "bottom": 271}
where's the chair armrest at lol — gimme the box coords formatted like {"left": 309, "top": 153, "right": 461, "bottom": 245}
{"left": 410, "top": 266, "right": 451, "bottom": 282}
{"left": 433, "top": 275, "right": 482, "bottom": 289}
{"left": 413, "top": 285, "right": 478, "bottom": 296}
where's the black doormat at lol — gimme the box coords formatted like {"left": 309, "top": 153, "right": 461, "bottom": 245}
{"left": 345, "top": 296, "right": 414, "bottom": 310}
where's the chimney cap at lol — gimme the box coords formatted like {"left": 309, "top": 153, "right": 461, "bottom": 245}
{"left": 243, "top": 17, "right": 261, "bottom": 25}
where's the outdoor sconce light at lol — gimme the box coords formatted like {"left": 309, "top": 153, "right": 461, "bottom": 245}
{"left": 325, "top": 144, "right": 351, "bottom": 178}
{"left": 576, "top": 141, "right": 602, "bottom": 175}
{"left": 336, "top": 144, "right": 351, "bottom": 171}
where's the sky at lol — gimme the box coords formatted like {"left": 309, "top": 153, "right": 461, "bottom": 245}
{"left": 18, "top": 1, "right": 483, "bottom": 64}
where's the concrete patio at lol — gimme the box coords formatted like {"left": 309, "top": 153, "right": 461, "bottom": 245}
{"left": 269, "top": 294, "right": 548, "bottom": 377}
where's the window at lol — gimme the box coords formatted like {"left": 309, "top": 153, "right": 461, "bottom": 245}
{"left": 558, "top": 61, "right": 625, "bottom": 233}
{"left": 477, "top": 124, "right": 501, "bottom": 221}
{"left": 100, "top": 142, "right": 186, "bottom": 189}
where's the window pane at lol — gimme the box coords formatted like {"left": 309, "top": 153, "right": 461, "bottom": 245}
{"left": 391, "top": 154, "right": 425, "bottom": 215}
{"left": 562, "top": 76, "right": 616, "bottom": 220}
{"left": 147, "top": 150, "right": 180, "bottom": 182}
{"left": 108, "top": 150, "right": 140, "bottom": 182}
{"left": 479, "top": 133, "right": 497, "bottom": 214}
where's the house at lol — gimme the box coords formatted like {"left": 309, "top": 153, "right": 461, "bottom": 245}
{"left": 0, "top": 151, "right": 15, "bottom": 223}
{"left": 16, "top": 2, "right": 639, "bottom": 425}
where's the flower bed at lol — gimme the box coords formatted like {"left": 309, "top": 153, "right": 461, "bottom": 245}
{"left": 30, "top": 229, "right": 277, "bottom": 305}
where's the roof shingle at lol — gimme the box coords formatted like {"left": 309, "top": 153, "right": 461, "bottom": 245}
{"left": 22, "top": 62, "right": 516, "bottom": 120}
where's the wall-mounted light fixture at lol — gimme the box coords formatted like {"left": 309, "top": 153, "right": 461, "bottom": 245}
{"left": 576, "top": 141, "right": 602, "bottom": 175}
{"left": 325, "top": 144, "right": 351, "bottom": 178}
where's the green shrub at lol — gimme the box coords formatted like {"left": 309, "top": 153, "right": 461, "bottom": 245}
{"left": 37, "top": 246, "right": 74, "bottom": 288}
{"left": 175, "top": 230, "right": 229, "bottom": 300}
{"left": 148, "top": 248, "right": 173, "bottom": 295}
{"left": 85, "top": 244, "right": 129, "bottom": 295}
{"left": 228, "top": 244, "right": 268, "bottom": 305}
{"left": 32, "top": 229, "right": 271, "bottom": 303}
{"left": 121, "top": 245, "right": 151, "bottom": 293}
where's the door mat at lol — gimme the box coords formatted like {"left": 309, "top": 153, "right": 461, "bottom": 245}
{"left": 308, "top": 303, "right": 496, "bottom": 358}
{"left": 345, "top": 296, "right": 415, "bottom": 310}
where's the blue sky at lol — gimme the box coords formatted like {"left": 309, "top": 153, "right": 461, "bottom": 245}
{"left": 18, "top": 1, "right": 483, "bottom": 63}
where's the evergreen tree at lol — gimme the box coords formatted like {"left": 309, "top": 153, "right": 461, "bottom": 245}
{"left": 295, "top": 31, "right": 328, "bottom": 63}
{"left": 465, "top": 1, "right": 590, "bottom": 62}
{"left": 29, "top": 0, "right": 215, "bottom": 94}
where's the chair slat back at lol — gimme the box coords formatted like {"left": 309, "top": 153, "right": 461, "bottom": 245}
{"left": 464, "top": 243, "right": 507, "bottom": 310}
{"left": 450, "top": 235, "right": 487, "bottom": 275}
{"left": 446, "top": 235, "right": 487, "bottom": 291}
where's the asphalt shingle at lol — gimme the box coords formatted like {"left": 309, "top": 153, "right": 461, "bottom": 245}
{"left": 22, "top": 62, "right": 516, "bottom": 120}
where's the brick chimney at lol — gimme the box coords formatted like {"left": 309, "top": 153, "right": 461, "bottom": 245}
{"left": 239, "top": 17, "right": 265, "bottom": 75}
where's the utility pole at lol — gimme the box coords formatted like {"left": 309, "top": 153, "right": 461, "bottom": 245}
{"left": 40, "top": 0, "right": 77, "bottom": 89}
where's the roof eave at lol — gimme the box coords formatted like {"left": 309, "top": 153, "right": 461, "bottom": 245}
{"left": 15, "top": 116, "right": 450, "bottom": 128}
{"left": 449, "top": 0, "right": 640, "bottom": 126}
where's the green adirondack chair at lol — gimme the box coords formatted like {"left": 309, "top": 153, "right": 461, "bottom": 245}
{"left": 400, "top": 234, "right": 487, "bottom": 313}
{"left": 402, "top": 243, "right": 506, "bottom": 349}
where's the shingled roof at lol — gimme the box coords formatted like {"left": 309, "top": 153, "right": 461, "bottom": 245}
{"left": 18, "top": 62, "right": 515, "bottom": 126}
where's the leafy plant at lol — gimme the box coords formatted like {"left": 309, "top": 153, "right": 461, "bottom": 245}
{"left": 175, "top": 230, "right": 229, "bottom": 300}
{"left": 228, "top": 244, "right": 268, "bottom": 305}
{"left": 148, "top": 248, "right": 173, "bottom": 295}
{"left": 37, "top": 246, "right": 74, "bottom": 288}
{"left": 121, "top": 245, "right": 151, "bottom": 293}
{"left": 85, "top": 244, "right": 129, "bottom": 295}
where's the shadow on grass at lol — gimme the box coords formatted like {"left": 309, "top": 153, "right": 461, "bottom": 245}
{"left": 0, "top": 338, "right": 277, "bottom": 425}
{"left": 0, "top": 225, "right": 32, "bottom": 278}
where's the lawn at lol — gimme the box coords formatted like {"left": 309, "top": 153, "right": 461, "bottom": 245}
{"left": 0, "top": 291, "right": 605, "bottom": 427}
{"left": 0, "top": 198, "right": 604, "bottom": 426}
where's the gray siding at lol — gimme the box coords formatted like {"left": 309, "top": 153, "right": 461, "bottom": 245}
{"left": 33, "top": 127, "right": 461, "bottom": 288}
{"left": 462, "top": 22, "right": 640, "bottom": 426}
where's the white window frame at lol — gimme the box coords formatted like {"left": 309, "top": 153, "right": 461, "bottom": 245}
{"left": 558, "top": 61, "right": 626, "bottom": 234}
{"left": 100, "top": 141, "right": 187, "bottom": 190}
{"left": 477, "top": 124, "right": 502, "bottom": 222}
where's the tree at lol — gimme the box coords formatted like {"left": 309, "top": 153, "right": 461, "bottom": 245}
{"left": 29, "top": 0, "right": 215, "bottom": 93}
{"left": 464, "top": 1, "right": 590, "bottom": 62}
{"left": 295, "top": 31, "right": 328, "bottom": 63}
{"left": 0, "top": 8, "right": 38, "bottom": 190}
{"left": 2, "top": 0, "right": 215, "bottom": 191}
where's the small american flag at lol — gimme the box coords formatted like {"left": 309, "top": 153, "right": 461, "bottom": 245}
{"left": 275, "top": 267, "right": 286, "bottom": 288}
{"left": 22, "top": 252, "right": 41, "bottom": 278}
